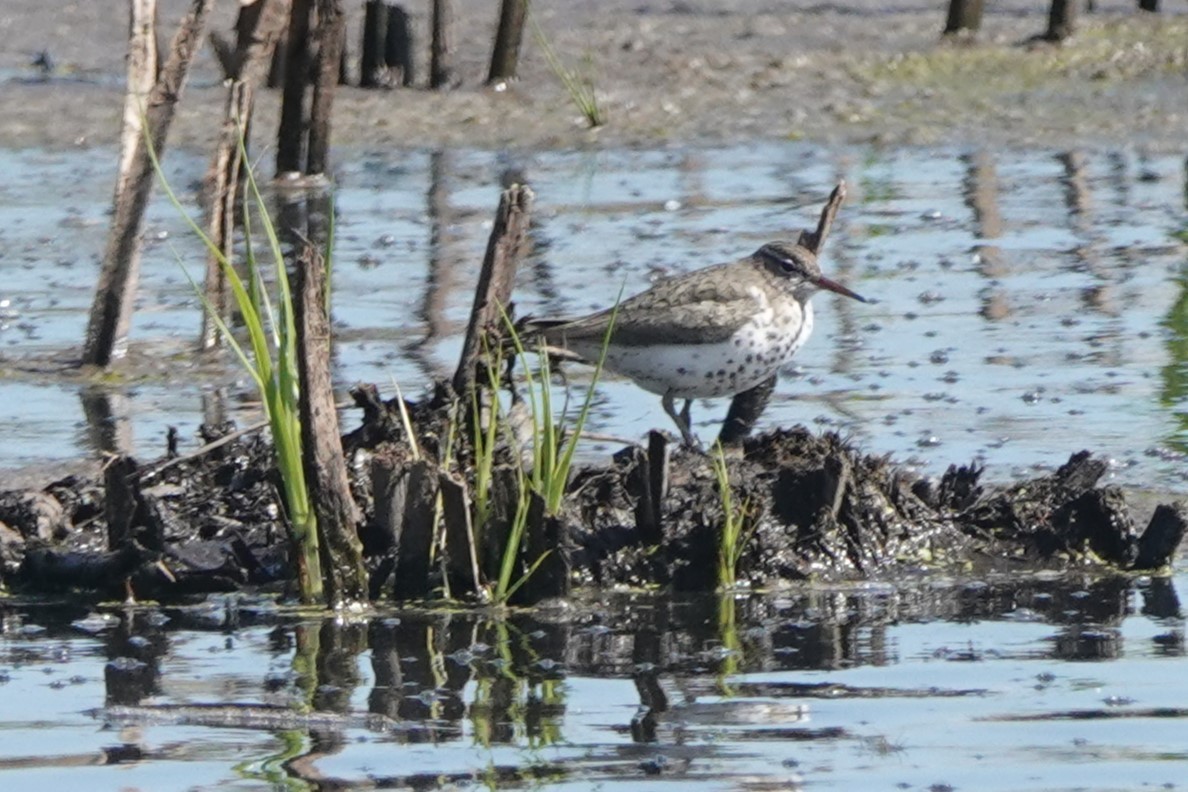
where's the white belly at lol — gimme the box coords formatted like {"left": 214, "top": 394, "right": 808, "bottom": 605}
{"left": 570, "top": 302, "right": 815, "bottom": 399}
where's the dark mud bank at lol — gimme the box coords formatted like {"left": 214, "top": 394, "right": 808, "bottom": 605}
{"left": 1, "top": 385, "right": 1184, "bottom": 603}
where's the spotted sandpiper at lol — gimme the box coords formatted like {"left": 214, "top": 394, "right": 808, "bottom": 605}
{"left": 519, "top": 239, "right": 868, "bottom": 447}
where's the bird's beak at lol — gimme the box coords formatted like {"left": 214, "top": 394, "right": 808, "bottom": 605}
{"left": 815, "top": 274, "right": 870, "bottom": 304}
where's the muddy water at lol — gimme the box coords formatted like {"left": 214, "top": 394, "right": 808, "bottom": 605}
{"left": 1, "top": 143, "right": 1185, "bottom": 492}
{"left": 1, "top": 571, "right": 1186, "bottom": 790}
{"left": 4, "top": 129, "right": 1187, "bottom": 783}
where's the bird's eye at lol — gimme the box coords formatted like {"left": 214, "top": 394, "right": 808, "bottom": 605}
{"left": 759, "top": 245, "right": 800, "bottom": 274}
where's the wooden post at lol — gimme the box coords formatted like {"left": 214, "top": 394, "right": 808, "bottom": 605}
{"left": 1043, "top": 0, "right": 1077, "bottom": 41}
{"left": 82, "top": 0, "right": 213, "bottom": 366}
{"left": 295, "top": 239, "right": 368, "bottom": 604}
{"left": 359, "top": 0, "right": 388, "bottom": 87}
{"left": 488, "top": 0, "right": 528, "bottom": 83}
{"left": 276, "top": 0, "right": 313, "bottom": 174}
{"left": 942, "top": 0, "right": 984, "bottom": 36}
{"left": 307, "top": 0, "right": 345, "bottom": 176}
{"left": 386, "top": 6, "right": 414, "bottom": 87}
{"left": 439, "top": 471, "right": 481, "bottom": 596}
{"left": 515, "top": 493, "right": 570, "bottom": 604}
{"left": 430, "top": 0, "right": 453, "bottom": 88}
{"left": 393, "top": 460, "right": 438, "bottom": 600}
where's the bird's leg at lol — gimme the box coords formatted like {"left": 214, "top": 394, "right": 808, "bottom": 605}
{"left": 662, "top": 392, "right": 700, "bottom": 448}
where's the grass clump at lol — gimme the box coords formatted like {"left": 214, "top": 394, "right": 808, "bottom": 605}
{"left": 530, "top": 13, "right": 604, "bottom": 128}
{"left": 710, "top": 441, "right": 756, "bottom": 591}
{"left": 150, "top": 135, "right": 324, "bottom": 604}
{"left": 467, "top": 306, "right": 617, "bottom": 604}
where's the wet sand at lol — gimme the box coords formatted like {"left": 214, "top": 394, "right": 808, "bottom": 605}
{"left": 0, "top": 0, "right": 1183, "bottom": 153}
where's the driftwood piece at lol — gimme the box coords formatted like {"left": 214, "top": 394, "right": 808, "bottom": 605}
{"left": 370, "top": 445, "right": 406, "bottom": 555}
{"left": 82, "top": 0, "right": 213, "bottom": 366}
{"left": 717, "top": 373, "right": 777, "bottom": 447}
{"left": 452, "top": 184, "right": 535, "bottom": 400}
{"left": 385, "top": 7, "right": 414, "bottom": 86}
{"left": 115, "top": 0, "right": 158, "bottom": 199}
{"left": 481, "top": 465, "right": 520, "bottom": 582}
{"left": 360, "top": 0, "right": 388, "bottom": 87}
{"left": 295, "top": 242, "right": 368, "bottom": 604}
{"left": 718, "top": 182, "right": 847, "bottom": 444}
{"left": 488, "top": 0, "right": 528, "bottom": 83}
{"left": 797, "top": 181, "right": 846, "bottom": 255}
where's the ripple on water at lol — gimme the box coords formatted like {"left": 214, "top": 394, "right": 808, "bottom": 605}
{"left": 0, "top": 143, "right": 1185, "bottom": 489}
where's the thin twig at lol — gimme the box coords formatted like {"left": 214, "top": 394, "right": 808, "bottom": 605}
{"left": 798, "top": 181, "right": 847, "bottom": 255}
{"left": 142, "top": 420, "right": 270, "bottom": 480}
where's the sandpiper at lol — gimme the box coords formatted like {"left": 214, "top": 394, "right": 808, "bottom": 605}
{"left": 520, "top": 239, "right": 868, "bottom": 446}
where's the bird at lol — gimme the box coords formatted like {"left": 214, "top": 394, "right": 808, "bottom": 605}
{"left": 518, "top": 240, "right": 868, "bottom": 447}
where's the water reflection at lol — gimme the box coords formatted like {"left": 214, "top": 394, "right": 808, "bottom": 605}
{"left": 4, "top": 144, "right": 1188, "bottom": 489}
{"left": 3, "top": 573, "right": 1185, "bottom": 788}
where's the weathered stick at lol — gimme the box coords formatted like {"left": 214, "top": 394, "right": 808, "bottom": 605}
{"left": 797, "top": 180, "right": 846, "bottom": 255}
{"left": 82, "top": 0, "right": 213, "bottom": 366}
{"left": 452, "top": 184, "right": 534, "bottom": 399}
{"left": 439, "top": 471, "right": 481, "bottom": 595}
{"left": 201, "top": 0, "right": 291, "bottom": 349}
{"left": 115, "top": 0, "right": 158, "bottom": 193}
{"left": 295, "top": 241, "right": 367, "bottom": 604}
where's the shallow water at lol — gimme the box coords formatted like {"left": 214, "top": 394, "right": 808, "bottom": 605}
{"left": 2, "top": 570, "right": 1186, "bottom": 791}
{"left": 0, "top": 143, "right": 1185, "bottom": 491}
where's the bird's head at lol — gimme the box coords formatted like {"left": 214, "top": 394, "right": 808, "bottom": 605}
{"left": 755, "top": 241, "right": 868, "bottom": 303}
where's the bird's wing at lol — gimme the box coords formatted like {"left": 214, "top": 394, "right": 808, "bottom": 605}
{"left": 537, "top": 265, "right": 765, "bottom": 346}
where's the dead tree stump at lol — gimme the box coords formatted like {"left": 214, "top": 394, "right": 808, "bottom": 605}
{"left": 295, "top": 241, "right": 368, "bottom": 605}
{"left": 943, "top": 0, "right": 984, "bottom": 36}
